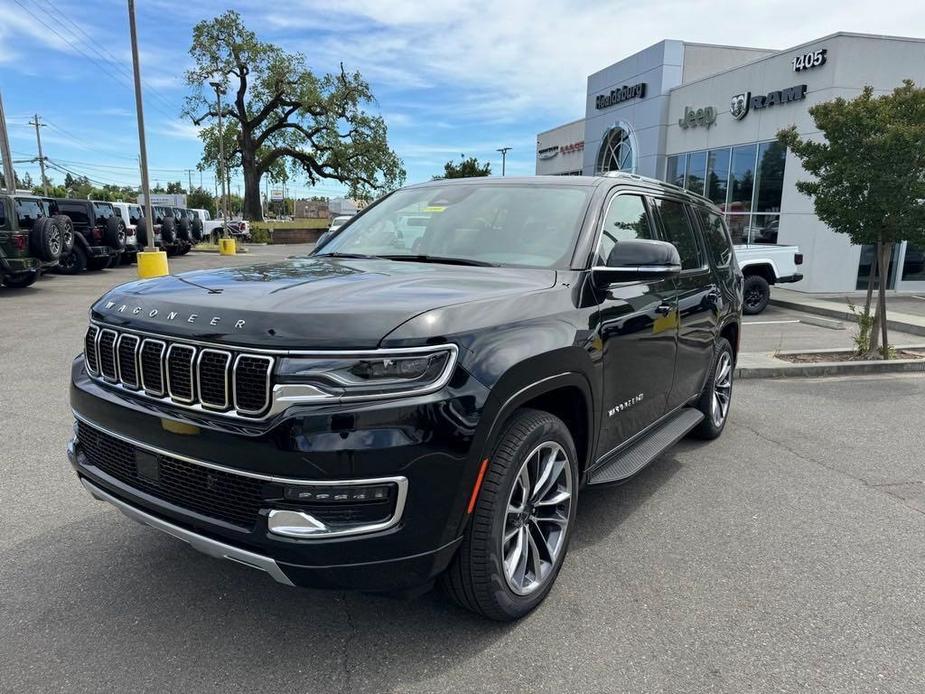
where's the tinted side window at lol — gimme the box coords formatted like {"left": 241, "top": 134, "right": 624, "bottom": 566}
{"left": 595, "top": 194, "right": 652, "bottom": 265}
{"left": 653, "top": 198, "right": 703, "bottom": 270}
{"left": 130, "top": 206, "right": 142, "bottom": 224}
{"left": 698, "top": 209, "right": 733, "bottom": 267}
{"left": 93, "top": 203, "right": 114, "bottom": 219}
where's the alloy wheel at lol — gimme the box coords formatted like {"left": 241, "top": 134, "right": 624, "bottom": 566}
{"left": 502, "top": 441, "right": 572, "bottom": 596}
{"left": 712, "top": 351, "right": 733, "bottom": 427}
{"left": 50, "top": 228, "right": 62, "bottom": 256}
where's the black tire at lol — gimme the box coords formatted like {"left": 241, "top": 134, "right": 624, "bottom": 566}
{"left": 102, "top": 216, "right": 125, "bottom": 251}
{"left": 178, "top": 243, "right": 191, "bottom": 256}
{"left": 54, "top": 215, "right": 75, "bottom": 255}
{"left": 742, "top": 274, "right": 770, "bottom": 315}
{"left": 176, "top": 216, "right": 191, "bottom": 242}
{"left": 160, "top": 217, "right": 176, "bottom": 244}
{"left": 87, "top": 255, "right": 111, "bottom": 271}
{"left": 121, "top": 251, "right": 137, "bottom": 265}
{"left": 107, "top": 253, "right": 121, "bottom": 268}
{"left": 689, "top": 337, "right": 734, "bottom": 440}
{"left": 136, "top": 220, "right": 149, "bottom": 247}
{"left": 57, "top": 244, "right": 87, "bottom": 275}
{"left": 191, "top": 217, "right": 203, "bottom": 241}
{"left": 441, "top": 408, "right": 578, "bottom": 621}
{"left": 2, "top": 271, "right": 38, "bottom": 288}
{"left": 29, "top": 218, "right": 63, "bottom": 261}
{"left": 165, "top": 244, "right": 178, "bottom": 257}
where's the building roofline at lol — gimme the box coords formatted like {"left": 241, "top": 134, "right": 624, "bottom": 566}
{"left": 670, "top": 31, "right": 925, "bottom": 92}
{"left": 679, "top": 40, "right": 775, "bottom": 53}
{"left": 536, "top": 118, "right": 586, "bottom": 138}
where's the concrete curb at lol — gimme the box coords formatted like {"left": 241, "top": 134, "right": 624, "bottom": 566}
{"left": 735, "top": 346, "right": 925, "bottom": 379}
{"left": 770, "top": 295, "right": 925, "bottom": 337}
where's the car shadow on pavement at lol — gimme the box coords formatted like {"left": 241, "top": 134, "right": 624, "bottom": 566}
{"left": 1, "top": 457, "right": 682, "bottom": 692}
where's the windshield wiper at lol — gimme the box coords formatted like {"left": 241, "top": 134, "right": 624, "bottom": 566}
{"left": 314, "top": 252, "right": 382, "bottom": 260}
{"left": 380, "top": 255, "right": 497, "bottom": 267}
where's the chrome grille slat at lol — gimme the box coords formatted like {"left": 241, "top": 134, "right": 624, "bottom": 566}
{"left": 84, "top": 326, "right": 100, "bottom": 375}
{"left": 140, "top": 339, "right": 166, "bottom": 396}
{"left": 85, "top": 325, "right": 272, "bottom": 418}
{"left": 166, "top": 344, "right": 196, "bottom": 403}
{"left": 233, "top": 355, "right": 273, "bottom": 415}
{"left": 98, "top": 330, "right": 118, "bottom": 381}
{"left": 197, "top": 349, "right": 232, "bottom": 410}
{"left": 117, "top": 334, "right": 140, "bottom": 389}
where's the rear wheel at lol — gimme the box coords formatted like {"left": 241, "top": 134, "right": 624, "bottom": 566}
{"left": 441, "top": 408, "right": 577, "bottom": 621}
{"left": 690, "top": 337, "right": 734, "bottom": 440}
{"left": 742, "top": 274, "right": 770, "bottom": 315}
{"left": 57, "top": 245, "right": 87, "bottom": 275}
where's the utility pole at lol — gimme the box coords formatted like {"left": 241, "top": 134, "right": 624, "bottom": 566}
{"left": 497, "top": 146, "right": 512, "bottom": 176}
{"left": 127, "top": 0, "right": 159, "bottom": 263}
{"left": 210, "top": 80, "right": 229, "bottom": 235}
{"left": 0, "top": 90, "right": 16, "bottom": 193}
{"left": 29, "top": 114, "right": 48, "bottom": 195}
{"left": 186, "top": 168, "right": 193, "bottom": 193}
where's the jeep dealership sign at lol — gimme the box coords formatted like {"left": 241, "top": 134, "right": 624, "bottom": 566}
{"left": 595, "top": 83, "right": 646, "bottom": 110}
{"left": 678, "top": 105, "right": 716, "bottom": 129}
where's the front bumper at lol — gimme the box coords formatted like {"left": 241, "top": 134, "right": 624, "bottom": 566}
{"left": 69, "top": 355, "right": 489, "bottom": 591}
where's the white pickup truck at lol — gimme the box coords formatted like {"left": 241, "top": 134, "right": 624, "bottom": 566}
{"left": 735, "top": 243, "right": 804, "bottom": 314}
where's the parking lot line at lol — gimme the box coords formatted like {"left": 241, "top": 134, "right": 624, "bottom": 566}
{"left": 743, "top": 319, "right": 801, "bottom": 325}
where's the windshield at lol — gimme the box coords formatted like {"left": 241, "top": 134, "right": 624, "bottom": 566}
{"left": 317, "top": 184, "right": 591, "bottom": 268}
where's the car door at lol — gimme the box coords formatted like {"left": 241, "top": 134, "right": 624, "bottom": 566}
{"left": 649, "top": 197, "right": 719, "bottom": 410}
{"left": 591, "top": 190, "right": 679, "bottom": 461}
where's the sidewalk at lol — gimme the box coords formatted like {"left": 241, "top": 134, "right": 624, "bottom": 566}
{"left": 770, "top": 288, "right": 925, "bottom": 337}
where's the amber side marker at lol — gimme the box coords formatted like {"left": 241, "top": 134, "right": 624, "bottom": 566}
{"left": 467, "top": 458, "right": 490, "bottom": 514}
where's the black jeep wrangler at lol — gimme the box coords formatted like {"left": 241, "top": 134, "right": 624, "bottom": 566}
{"left": 69, "top": 174, "right": 742, "bottom": 620}
{"left": 55, "top": 199, "right": 124, "bottom": 273}
{"left": 0, "top": 193, "right": 65, "bottom": 288}
{"left": 147, "top": 206, "right": 192, "bottom": 257}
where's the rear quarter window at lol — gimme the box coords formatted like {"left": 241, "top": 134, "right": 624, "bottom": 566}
{"left": 58, "top": 202, "right": 91, "bottom": 227}
{"left": 93, "top": 203, "right": 114, "bottom": 219}
{"left": 697, "top": 208, "right": 734, "bottom": 268}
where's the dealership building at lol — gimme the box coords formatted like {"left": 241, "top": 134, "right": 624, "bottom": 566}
{"left": 536, "top": 33, "right": 925, "bottom": 293}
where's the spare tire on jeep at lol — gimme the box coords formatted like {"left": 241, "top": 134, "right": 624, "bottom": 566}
{"left": 54, "top": 215, "right": 75, "bottom": 255}
{"left": 191, "top": 216, "right": 203, "bottom": 242}
{"left": 176, "top": 215, "right": 191, "bottom": 242}
{"left": 102, "top": 216, "right": 125, "bottom": 250}
{"left": 136, "top": 219, "right": 150, "bottom": 247}
{"left": 29, "top": 217, "right": 63, "bottom": 261}
{"left": 160, "top": 216, "right": 176, "bottom": 244}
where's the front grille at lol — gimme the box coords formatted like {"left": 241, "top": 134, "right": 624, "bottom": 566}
{"left": 77, "top": 420, "right": 263, "bottom": 529}
{"left": 85, "top": 326, "right": 99, "bottom": 374}
{"left": 234, "top": 355, "right": 272, "bottom": 414}
{"left": 98, "top": 330, "right": 118, "bottom": 381}
{"left": 140, "top": 339, "right": 165, "bottom": 395}
{"left": 117, "top": 335, "right": 140, "bottom": 388}
{"left": 166, "top": 344, "right": 196, "bottom": 402}
{"left": 85, "top": 324, "right": 272, "bottom": 417}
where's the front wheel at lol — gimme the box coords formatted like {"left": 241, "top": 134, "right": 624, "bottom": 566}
{"left": 441, "top": 408, "right": 577, "bottom": 621}
{"left": 690, "top": 337, "right": 734, "bottom": 440}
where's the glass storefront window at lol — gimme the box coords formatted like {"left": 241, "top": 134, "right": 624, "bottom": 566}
{"left": 754, "top": 141, "right": 787, "bottom": 213}
{"left": 856, "top": 243, "right": 900, "bottom": 290}
{"left": 728, "top": 144, "right": 757, "bottom": 214}
{"left": 705, "top": 148, "right": 730, "bottom": 209}
{"left": 748, "top": 214, "right": 780, "bottom": 244}
{"left": 900, "top": 244, "right": 925, "bottom": 282}
{"left": 725, "top": 214, "right": 748, "bottom": 246}
{"left": 685, "top": 150, "right": 706, "bottom": 195}
{"left": 666, "top": 155, "right": 686, "bottom": 188}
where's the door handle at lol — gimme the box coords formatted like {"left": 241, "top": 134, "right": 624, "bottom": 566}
{"left": 655, "top": 303, "right": 673, "bottom": 316}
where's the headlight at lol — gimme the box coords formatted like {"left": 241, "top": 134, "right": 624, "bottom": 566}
{"left": 276, "top": 345, "right": 458, "bottom": 399}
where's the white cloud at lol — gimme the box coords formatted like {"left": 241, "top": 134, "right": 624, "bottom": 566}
{"left": 155, "top": 120, "right": 202, "bottom": 141}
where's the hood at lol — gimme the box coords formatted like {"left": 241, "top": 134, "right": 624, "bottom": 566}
{"left": 91, "top": 256, "right": 557, "bottom": 349}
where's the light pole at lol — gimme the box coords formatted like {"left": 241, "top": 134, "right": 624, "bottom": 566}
{"left": 209, "top": 79, "right": 229, "bottom": 237}
{"left": 127, "top": 0, "right": 165, "bottom": 276}
{"left": 497, "top": 146, "right": 512, "bottom": 176}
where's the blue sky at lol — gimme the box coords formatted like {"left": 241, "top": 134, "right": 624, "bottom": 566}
{"left": 1, "top": 0, "right": 922, "bottom": 199}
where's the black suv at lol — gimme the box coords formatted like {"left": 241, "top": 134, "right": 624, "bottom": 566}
{"left": 147, "top": 206, "right": 193, "bottom": 256}
{"left": 56, "top": 199, "right": 124, "bottom": 273}
{"left": 68, "top": 174, "right": 742, "bottom": 620}
{"left": 0, "top": 194, "right": 65, "bottom": 287}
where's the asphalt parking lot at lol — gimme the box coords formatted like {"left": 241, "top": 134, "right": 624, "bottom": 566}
{"left": 1, "top": 251, "right": 923, "bottom": 693}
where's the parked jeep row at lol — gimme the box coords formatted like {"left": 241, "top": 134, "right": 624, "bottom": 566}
{"left": 0, "top": 195, "right": 220, "bottom": 289}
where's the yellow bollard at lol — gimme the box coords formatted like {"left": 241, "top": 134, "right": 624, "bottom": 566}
{"left": 219, "top": 238, "right": 236, "bottom": 256}
{"left": 136, "top": 250, "right": 169, "bottom": 278}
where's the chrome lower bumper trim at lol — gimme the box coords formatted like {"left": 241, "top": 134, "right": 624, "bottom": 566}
{"left": 80, "top": 477, "right": 295, "bottom": 587}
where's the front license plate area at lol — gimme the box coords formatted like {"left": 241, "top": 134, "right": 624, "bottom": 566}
{"left": 135, "top": 450, "right": 160, "bottom": 483}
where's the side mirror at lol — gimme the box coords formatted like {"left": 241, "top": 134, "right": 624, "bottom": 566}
{"left": 592, "top": 239, "right": 681, "bottom": 285}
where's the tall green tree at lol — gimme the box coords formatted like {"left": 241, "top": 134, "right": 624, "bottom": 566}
{"left": 778, "top": 81, "right": 925, "bottom": 357}
{"left": 182, "top": 10, "right": 405, "bottom": 221}
{"left": 435, "top": 155, "right": 492, "bottom": 179}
